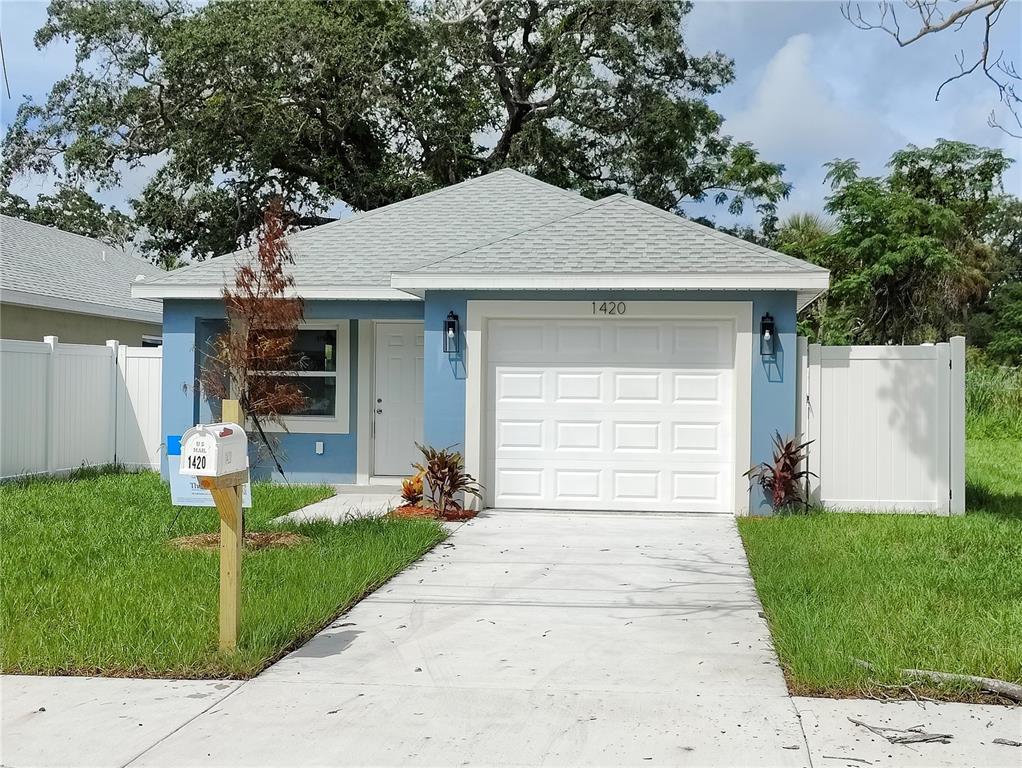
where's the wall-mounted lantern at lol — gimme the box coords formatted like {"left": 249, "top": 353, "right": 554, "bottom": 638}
{"left": 760, "top": 313, "right": 776, "bottom": 358}
{"left": 443, "top": 311, "right": 460, "bottom": 354}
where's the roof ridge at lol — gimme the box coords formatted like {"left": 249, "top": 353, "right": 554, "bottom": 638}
{"left": 407, "top": 192, "right": 617, "bottom": 273}
{"left": 613, "top": 196, "right": 823, "bottom": 272}
{"left": 494, "top": 168, "right": 593, "bottom": 204}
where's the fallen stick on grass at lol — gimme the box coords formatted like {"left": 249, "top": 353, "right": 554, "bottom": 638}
{"left": 853, "top": 658, "right": 1022, "bottom": 703}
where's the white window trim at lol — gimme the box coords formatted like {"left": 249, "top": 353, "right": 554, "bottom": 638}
{"left": 464, "top": 300, "right": 752, "bottom": 516}
{"left": 257, "top": 320, "right": 351, "bottom": 434}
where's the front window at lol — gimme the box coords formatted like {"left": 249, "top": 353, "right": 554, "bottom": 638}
{"left": 250, "top": 327, "right": 342, "bottom": 421}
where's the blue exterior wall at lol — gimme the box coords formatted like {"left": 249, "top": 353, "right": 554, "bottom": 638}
{"left": 162, "top": 291, "right": 797, "bottom": 511}
{"left": 422, "top": 290, "right": 798, "bottom": 513}
{"left": 160, "top": 299, "right": 423, "bottom": 483}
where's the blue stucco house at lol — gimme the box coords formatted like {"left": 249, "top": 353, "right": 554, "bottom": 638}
{"left": 134, "top": 170, "right": 829, "bottom": 514}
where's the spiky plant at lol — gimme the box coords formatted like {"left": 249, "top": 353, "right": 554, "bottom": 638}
{"left": 745, "top": 433, "right": 816, "bottom": 512}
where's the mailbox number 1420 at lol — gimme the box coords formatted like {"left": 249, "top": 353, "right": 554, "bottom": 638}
{"left": 186, "top": 454, "right": 207, "bottom": 471}
{"left": 592, "top": 301, "right": 626, "bottom": 315}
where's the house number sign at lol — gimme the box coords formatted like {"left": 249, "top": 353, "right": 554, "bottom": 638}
{"left": 592, "top": 301, "right": 626, "bottom": 315}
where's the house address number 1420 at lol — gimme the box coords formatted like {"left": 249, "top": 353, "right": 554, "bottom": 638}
{"left": 592, "top": 301, "right": 626, "bottom": 315}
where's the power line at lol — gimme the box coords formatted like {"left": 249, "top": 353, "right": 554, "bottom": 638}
{"left": 0, "top": 30, "right": 11, "bottom": 99}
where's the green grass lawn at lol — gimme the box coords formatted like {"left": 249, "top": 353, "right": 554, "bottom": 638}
{"left": 0, "top": 469, "right": 445, "bottom": 678}
{"left": 738, "top": 438, "right": 1022, "bottom": 700}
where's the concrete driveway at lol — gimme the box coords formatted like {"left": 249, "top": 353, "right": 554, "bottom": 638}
{"left": 133, "top": 511, "right": 807, "bottom": 767}
{"left": 3, "top": 511, "right": 810, "bottom": 767}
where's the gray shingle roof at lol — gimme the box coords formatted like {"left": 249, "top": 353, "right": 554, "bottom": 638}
{"left": 138, "top": 170, "right": 592, "bottom": 292}
{"left": 404, "top": 194, "right": 826, "bottom": 275}
{"left": 134, "top": 169, "right": 827, "bottom": 301}
{"left": 0, "top": 215, "right": 164, "bottom": 321}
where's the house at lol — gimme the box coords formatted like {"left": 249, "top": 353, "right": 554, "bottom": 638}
{"left": 0, "top": 214, "right": 164, "bottom": 345}
{"left": 134, "top": 170, "right": 829, "bottom": 514}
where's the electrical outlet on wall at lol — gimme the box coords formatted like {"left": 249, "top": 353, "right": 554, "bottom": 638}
{"left": 315, "top": 441, "right": 324, "bottom": 455}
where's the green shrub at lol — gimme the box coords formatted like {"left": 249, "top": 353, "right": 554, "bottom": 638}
{"left": 966, "top": 360, "right": 1022, "bottom": 439}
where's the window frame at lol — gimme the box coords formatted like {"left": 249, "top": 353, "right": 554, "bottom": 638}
{"left": 252, "top": 320, "right": 351, "bottom": 434}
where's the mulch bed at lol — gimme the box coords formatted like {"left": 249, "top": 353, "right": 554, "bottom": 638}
{"left": 169, "top": 531, "right": 312, "bottom": 551}
{"left": 390, "top": 504, "right": 478, "bottom": 522}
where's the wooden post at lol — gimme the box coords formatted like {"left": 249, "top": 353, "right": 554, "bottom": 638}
{"left": 214, "top": 399, "right": 245, "bottom": 651}
{"left": 213, "top": 484, "right": 242, "bottom": 652}
{"left": 199, "top": 469, "right": 248, "bottom": 653}
{"left": 222, "top": 398, "right": 244, "bottom": 427}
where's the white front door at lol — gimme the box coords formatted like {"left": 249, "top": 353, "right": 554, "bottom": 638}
{"left": 373, "top": 322, "right": 424, "bottom": 476}
{"left": 486, "top": 317, "right": 735, "bottom": 512}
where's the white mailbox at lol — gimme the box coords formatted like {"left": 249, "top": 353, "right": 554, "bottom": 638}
{"left": 179, "top": 422, "right": 248, "bottom": 477}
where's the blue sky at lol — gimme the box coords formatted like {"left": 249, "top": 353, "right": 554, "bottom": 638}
{"left": 2, "top": 0, "right": 1020, "bottom": 227}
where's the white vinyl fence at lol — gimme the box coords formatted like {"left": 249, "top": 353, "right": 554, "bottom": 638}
{"left": 797, "top": 336, "right": 965, "bottom": 515}
{"left": 1, "top": 336, "right": 162, "bottom": 479}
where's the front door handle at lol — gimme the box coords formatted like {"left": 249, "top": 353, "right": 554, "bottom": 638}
{"left": 376, "top": 408, "right": 383, "bottom": 414}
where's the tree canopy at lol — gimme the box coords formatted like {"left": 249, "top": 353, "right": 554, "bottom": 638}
{"left": 0, "top": 184, "right": 136, "bottom": 246}
{"left": 2, "top": 0, "right": 789, "bottom": 263}
{"left": 785, "top": 140, "right": 1019, "bottom": 352}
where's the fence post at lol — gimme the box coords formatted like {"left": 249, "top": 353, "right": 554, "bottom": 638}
{"left": 935, "top": 342, "right": 951, "bottom": 515}
{"left": 949, "top": 336, "right": 966, "bottom": 515}
{"left": 43, "top": 335, "right": 58, "bottom": 474}
{"left": 806, "top": 343, "right": 822, "bottom": 504}
{"left": 106, "top": 340, "right": 120, "bottom": 465}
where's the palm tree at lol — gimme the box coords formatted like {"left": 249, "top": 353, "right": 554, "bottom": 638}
{"left": 775, "top": 212, "right": 835, "bottom": 263}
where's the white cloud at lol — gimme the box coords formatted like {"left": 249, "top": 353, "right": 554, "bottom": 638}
{"left": 726, "top": 32, "right": 905, "bottom": 206}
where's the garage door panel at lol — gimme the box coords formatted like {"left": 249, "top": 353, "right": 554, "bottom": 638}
{"left": 488, "top": 319, "right": 734, "bottom": 367}
{"left": 554, "top": 469, "right": 602, "bottom": 499}
{"left": 555, "top": 421, "right": 602, "bottom": 450}
{"left": 556, "top": 323, "right": 603, "bottom": 354}
{"left": 673, "top": 372, "right": 726, "bottom": 403}
{"left": 496, "top": 420, "right": 544, "bottom": 449}
{"left": 488, "top": 317, "right": 735, "bottom": 513}
{"left": 613, "top": 323, "right": 665, "bottom": 356}
{"left": 672, "top": 470, "right": 722, "bottom": 502}
{"left": 496, "top": 370, "right": 545, "bottom": 401}
{"left": 612, "top": 421, "right": 660, "bottom": 451}
{"left": 555, "top": 372, "right": 602, "bottom": 402}
{"left": 612, "top": 372, "right": 661, "bottom": 403}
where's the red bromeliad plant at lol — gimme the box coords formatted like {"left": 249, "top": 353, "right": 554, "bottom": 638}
{"left": 413, "top": 444, "right": 482, "bottom": 513}
{"left": 744, "top": 433, "right": 815, "bottom": 512}
{"left": 200, "top": 199, "right": 305, "bottom": 477}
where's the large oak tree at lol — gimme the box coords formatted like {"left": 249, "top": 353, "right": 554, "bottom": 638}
{"left": 3, "top": 0, "right": 789, "bottom": 263}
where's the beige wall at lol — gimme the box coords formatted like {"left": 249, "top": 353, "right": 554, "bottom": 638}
{"left": 0, "top": 303, "right": 162, "bottom": 346}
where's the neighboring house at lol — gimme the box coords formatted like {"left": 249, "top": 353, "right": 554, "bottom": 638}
{"left": 0, "top": 214, "right": 163, "bottom": 345}
{"left": 135, "top": 170, "right": 829, "bottom": 514}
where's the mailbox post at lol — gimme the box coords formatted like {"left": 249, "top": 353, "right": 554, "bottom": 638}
{"left": 180, "top": 419, "right": 249, "bottom": 652}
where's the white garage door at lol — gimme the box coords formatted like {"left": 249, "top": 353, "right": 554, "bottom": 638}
{"left": 487, "top": 317, "right": 735, "bottom": 512}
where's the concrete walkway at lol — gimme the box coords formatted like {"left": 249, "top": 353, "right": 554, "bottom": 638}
{"left": 274, "top": 484, "right": 402, "bottom": 523}
{"left": 4, "top": 511, "right": 1018, "bottom": 767}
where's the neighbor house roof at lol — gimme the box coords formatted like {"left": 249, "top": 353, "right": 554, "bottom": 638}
{"left": 132, "top": 169, "right": 829, "bottom": 307}
{"left": 0, "top": 215, "right": 164, "bottom": 324}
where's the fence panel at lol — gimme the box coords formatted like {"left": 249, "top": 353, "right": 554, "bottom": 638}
{"left": 0, "top": 337, "right": 162, "bottom": 479}
{"left": 798, "top": 337, "right": 966, "bottom": 515}
{"left": 0, "top": 340, "right": 51, "bottom": 477}
{"left": 50, "top": 342, "right": 116, "bottom": 473}
{"left": 116, "top": 346, "right": 163, "bottom": 469}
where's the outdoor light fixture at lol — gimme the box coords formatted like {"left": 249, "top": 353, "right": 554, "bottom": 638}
{"left": 760, "top": 313, "right": 776, "bottom": 358}
{"left": 443, "top": 311, "right": 460, "bottom": 353}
